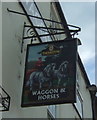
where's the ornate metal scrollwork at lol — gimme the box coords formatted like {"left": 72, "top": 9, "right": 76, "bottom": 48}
{"left": 26, "top": 27, "right": 36, "bottom": 37}
{"left": 21, "top": 23, "right": 38, "bottom": 53}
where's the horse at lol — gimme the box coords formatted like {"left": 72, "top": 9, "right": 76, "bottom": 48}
{"left": 53, "top": 61, "right": 69, "bottom": 87}
{"left": 26, "top": 63, "right": 56, "bottom": 91}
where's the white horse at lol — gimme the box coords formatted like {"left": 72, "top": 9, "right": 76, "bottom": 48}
{"left": 26, "top": 63, "right": 56, "bottom": 91}
{"left": 53, "top": 61, "right": 69, "bottom": 87}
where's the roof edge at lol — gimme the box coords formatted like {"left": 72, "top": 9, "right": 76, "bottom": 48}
{"left": 53, "top": 1, "right": 72, "bottom": 38}
{"left": 78, "top": 54, "right": 91, "bottom": 86}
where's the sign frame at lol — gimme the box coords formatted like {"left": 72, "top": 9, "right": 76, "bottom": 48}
{"left": 21, "top": 39, "right": 77, "bottom": 107}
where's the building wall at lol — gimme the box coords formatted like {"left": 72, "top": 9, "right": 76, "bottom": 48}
{"left": 77, "top": 64, "right": 93, "bottom": 118}
{"left": 2, "top": 1, "right": 93, "bottom": 119}
{"left": 2, "top": 2, "right": 47, "bottom": 118}
{"left": 36, "top": 2, "right": 67, "bottom": 41}
{"left": 56, "top": 104, "right": 79, "bottom": 118}
{"left": 0, "top": 1, "right": 2, "bottom": 119}
{"left": 0, "top": 1, "right": 2, "bottom": 86}
{"left": 36, "top": 2, "right": 51, "bottom": 20}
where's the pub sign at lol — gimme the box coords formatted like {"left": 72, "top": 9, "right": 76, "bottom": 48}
{"left": 21, "top": 39, "right": 77, "bottom": 107}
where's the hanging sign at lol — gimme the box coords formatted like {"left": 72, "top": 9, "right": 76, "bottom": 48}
{"left": 21, "top": 39, "right": 77, "bottom": 107}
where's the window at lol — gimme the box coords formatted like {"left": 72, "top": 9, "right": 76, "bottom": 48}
{"left": 47, "top": 105, "right": 56, "bottom": 118}
{"left": 75, "top": 65, "right": 83, "bottom": 118}
{"left": 20, "top": 0, "right": 52, "bottom": 42}
{"left": 48, "top": 111, "right": 55, "bottom": 120}
{"left": 50, "top": 2, "right": 67, "bottom": 41}
{"left": 74, "top": 91, "right": 83, "bottom": 118}
{"left": 76, "top": 79, "right": 80, "bottom": 92}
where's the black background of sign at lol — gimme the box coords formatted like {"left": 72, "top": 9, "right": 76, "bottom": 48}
{"left": 21, "top": 39, "right": 77, "bottom": 107}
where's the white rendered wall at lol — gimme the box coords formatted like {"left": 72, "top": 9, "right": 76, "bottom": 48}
{"left": 0, "top": 1, "right": 2, "bottom": 119}
{"left": 36, "top": 2, "right": 50, "bottom": 20}
{"left": 2, "top": 2, "right": 47, "bottom": 118}
{"left": 56, "top": 104, "right": 79, "bottom": 118}
{"left": 77, "top": 64, "right": 93, "bottom": 118}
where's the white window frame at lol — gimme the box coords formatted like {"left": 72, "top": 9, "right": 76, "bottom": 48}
{"left": 74, "top": 90, "right": 84, "bottom": 118}
{"left": 47, "top": 105, "right": 56, "bottom": 118}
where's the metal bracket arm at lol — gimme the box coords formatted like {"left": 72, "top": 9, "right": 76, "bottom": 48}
{"left": 7, "top": 8, "right": 81, "bottom": 34}
{"left": 7, "top": 8, "right": 81, "bottom": 53}
{"left": 23, "top": 31, "right": 66, "bottom": 40}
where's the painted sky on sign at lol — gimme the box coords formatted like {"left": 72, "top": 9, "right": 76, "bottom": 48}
{"left": 28, "top": 44, "right": 47, "bottom": 62}
{"left": 60, "top": 2, "right": 95, "bottom": 84}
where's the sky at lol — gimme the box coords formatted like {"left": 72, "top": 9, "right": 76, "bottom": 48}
{"left": 60, "top": 2, "right": 95, "bottom": 84}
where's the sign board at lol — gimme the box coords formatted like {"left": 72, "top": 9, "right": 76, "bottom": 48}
{"left": 21, "top": 39, "right": 77, "bottom": 107}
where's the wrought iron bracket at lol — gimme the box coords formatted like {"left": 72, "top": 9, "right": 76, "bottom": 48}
{"left": 7, "top": 8, "right": 81, "bottom": 53}
{"left": 7, "top": 8, "right": 63, "bottom": 25}
{"left": 0, "top": 85, "right": 11, "bottom": 111}
{"left": 68, "top": 24, "right": 81, "bottom": 37}
{"left": 21, "top": 22, "right": 38, "bottom": 53}
{"left": 7, "top": 8, "right": 81, "bottom": 37}
{"left": 23, "top": 25, "right": 67, "bottom": 39}
{"left": 21, "top": 22, "right": 67, "bottom": 53}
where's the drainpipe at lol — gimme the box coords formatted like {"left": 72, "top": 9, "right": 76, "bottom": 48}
{"left": 87, "top": 84, "right": 97, "bottom": 120}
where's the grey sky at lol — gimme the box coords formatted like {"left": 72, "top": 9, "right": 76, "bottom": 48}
{"left": 60, "top": 2, "right": 95, "bottom": 84}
